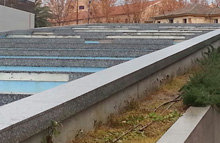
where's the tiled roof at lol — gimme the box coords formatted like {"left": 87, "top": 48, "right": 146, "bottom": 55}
{"left": 153, "top": 4, "right": 220, "bottom": 19}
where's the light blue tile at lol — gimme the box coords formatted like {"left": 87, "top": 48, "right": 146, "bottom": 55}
{"left": 0, "top": 66, "right": 105, "bottom": 73}
{"left": 0, "top": 56, "right": 133, "bottom": 60}
{"left": 0, "top": 81, "right": 66, "bottom": 94}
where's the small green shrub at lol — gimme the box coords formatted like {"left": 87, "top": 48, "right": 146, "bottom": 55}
{"left": 180, "top": 47, "right": 220, "bottom": 107}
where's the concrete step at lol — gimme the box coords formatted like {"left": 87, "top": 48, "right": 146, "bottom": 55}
{"left": 106, "top": 35, "right": 186, "bottom": 40}
{"left": 0, "top": 71, "right": 92, "bottom": 81}
{"left": 0, "top": 38, "right": 85, "bottom": 44}
{"left": 0, "top": 56, "right": 129, "bottom": 68}
{"left": 0, "top": 93, "right": 31, "bottom": 106}
{"left": 0, "top": 80, "right": 67, "bottom": 94}
{"left": 6, "top": 35, "right": 81, "bottom": 39}
{"left": 0, "top": 67, "right": 99, "bottom": 95}
{"left": 0, "top": 49, "right": 153, "bottom": 57}
{"left": 0, "top": 66, "right": 102, "bottom": 73}
{"left": 111, "top": 39, "right": 174, "bottom": 44}
{"left": 72, "top": 29, "right": 203, "bottom": 33}
{"left": 0, "top": 43, "right": 170, "bottom": 50}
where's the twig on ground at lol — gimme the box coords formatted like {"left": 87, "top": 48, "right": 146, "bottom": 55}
{"left": 138, "top": 121, "right": 154, "bottom": 132}
{"left": 112, "top": 95, "right": 183, "bottom": 142}
{"left": 161, "top": 101, "right": 178, "bottom": 114}
{"left": 154, "top": 95, "right": 181, "bottom": 112}
{"left": 112, "top": 124, "right": 141, "bottom": 143}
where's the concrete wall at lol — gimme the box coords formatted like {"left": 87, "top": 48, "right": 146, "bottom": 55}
{"left": 0, "top": 30, "right": 220, "bottom": 143}
{"left": 155, "top": 16, "right": 220, "bottom": 24}
{"left": 0, "top": 5, "right": 35, "bottom": 32}
{"left": 213, "top": 16, "right": 220, "bottom": 23}
{"left": 157, "top": 106, "right": 220, "bottom": 143}
{"left": 24, "top": 41, "right": 219, "bottom": 143}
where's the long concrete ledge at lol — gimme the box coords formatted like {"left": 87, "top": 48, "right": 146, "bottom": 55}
{"left": 157, "top": 106, "right": 220, "bottom": 143}
{"left": 0, "top": 30, "right": 220, "bottom": 143}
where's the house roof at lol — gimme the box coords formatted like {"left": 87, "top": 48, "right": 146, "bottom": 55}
{"left": 153, "top": 4, "right": 220, "bottom": 20}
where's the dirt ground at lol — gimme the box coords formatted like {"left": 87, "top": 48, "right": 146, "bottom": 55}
{"left": 72, "top": 71, "right": 194, "bottom": 143}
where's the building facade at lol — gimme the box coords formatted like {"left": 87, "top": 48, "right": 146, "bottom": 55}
{"left": 0, "top": 0, "right": 35, "bottom": 32}
{"left": 152, "top": 4, "right": 220, "bottom": 24}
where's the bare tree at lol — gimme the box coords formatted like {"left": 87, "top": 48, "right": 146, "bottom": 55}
{"left": 89, "top": 0, "right": 116, "bottom": 23}
{"left": 100, "top": 0, "right": 116, "bottom": 22}
{"left": 190, "top": 0, "right": 208, "bottom": 5}
{"left": 122, "top": 0, "right": 148, "bottom": 23}
{"left": 47, "top": 0, "right": 75, "bottom": 25}
{"left": 133, "top": 0, "right": 148, "bottom": 23}
{"left": 90, "top": 0, "right": 102, "bottom": 23}
{"left": 213, "top": 0, "right": 220, "bottom": 6}
{"left": 158, "top": 0, "right": 185, "bottom": 16}
{"left": 122, "top": 0, "right": 132, "bottom": 23}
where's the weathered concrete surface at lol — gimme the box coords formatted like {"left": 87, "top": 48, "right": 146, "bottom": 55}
{"left": 0, "top": 5, "right": 34, "bottom": 32}
{"left": 0, "top": 29, "right": 219, "bottom": 143}
{"left": 0, "top": 58, "right": 127, "bottom": 68}
{"left": 0, "top": 49, "right": 151, "bottom": 57}
{"left": 22, "top": 36, "right": 220, "bottom": 143}
{"left": 157, "top": 106, "right": 220, "bottom": 143}
{"left": 0, "top": 94, "right": 30, "bottom": 106}
{"left": 0, "top": 72, "right": 69, "bottom": 82}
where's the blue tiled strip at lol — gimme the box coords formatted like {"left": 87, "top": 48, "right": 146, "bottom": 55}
{"left": 0, "top": 80, "right": 66, "bottom": 94}
{"left": 0, "top": 66, "right": 105, "bottom": 73}
{"left": 85, "top": 41, "right": 100, "bottom": 44}
{"left": 0, "top": 35, "right": 6, "bottom": 39}
{"left": 0, "top": 56, "right": 133, "bottom": 60}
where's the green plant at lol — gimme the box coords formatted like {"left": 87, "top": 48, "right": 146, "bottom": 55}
{"left": 41, "top": 120, "right": 62, "bottom": 143}
{"left": 148, "top": 111, "right": 181, "bottom": 121}
{"left": 124, "top": 115, "right": 145, "bottom": 125}
{"left": 35, "top": 0, "right": 52, "bottom": 27}
{"left": 180, "top": 47, "right": 220, "bottom": 107}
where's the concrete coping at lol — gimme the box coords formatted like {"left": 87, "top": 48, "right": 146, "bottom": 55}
{"left": 157, "top": 106, "right": 211, "bottom": 143}
{"left": 106, "top": 35, "right": 186, "bottom": 40}
{"left": 0, "top": 29, "right": 220, "bottom": 143}
{"left": 6, "top": 35, "right": 81, "bottom": 39}
{"left": 73, "top": 29, "right": 203, "bottom": 33}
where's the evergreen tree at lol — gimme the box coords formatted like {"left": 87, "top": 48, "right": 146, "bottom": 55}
{"left": 35, "top": 0, "right": 52, "bottom": 27}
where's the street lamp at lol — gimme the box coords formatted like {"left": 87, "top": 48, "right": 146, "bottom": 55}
{"left": 76, "top": 0, "right": 79, "bottom": 25}
{"left": 88, "top": 0, "right": 92, "bottom": 24}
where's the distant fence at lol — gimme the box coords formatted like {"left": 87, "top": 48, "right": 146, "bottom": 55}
{"left": 0, "top": 29, "right": 220, "bottom": 143}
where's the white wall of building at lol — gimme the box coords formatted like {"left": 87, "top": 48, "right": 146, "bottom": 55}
{"left": 0, "top": 5, "right": 35, "bottom": 32}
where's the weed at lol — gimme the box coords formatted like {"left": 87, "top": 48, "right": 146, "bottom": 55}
{"left": 41, "top": 120, "right": 62, "bottom": 143}
{"left": 148, "top": 111, "right": 181, "bottom": 121}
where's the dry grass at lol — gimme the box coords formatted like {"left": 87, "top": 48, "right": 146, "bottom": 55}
{"left": 72, "top": 71, "right": 194, "bottom": 143}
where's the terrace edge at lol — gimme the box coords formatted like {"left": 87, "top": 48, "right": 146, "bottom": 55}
{"left": 0, "top": 30, "right": 220, "bottom": 143}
